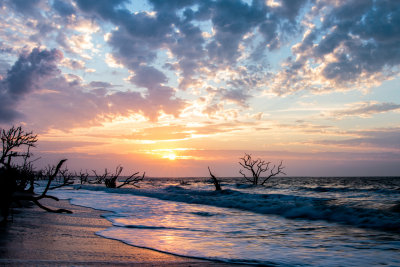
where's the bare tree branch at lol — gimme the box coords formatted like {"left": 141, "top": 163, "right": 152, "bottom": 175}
{"left": 104, "top": 165, "right": 123, "bottom": 188}
{"left": 239, "top": 154, "right": 286, "bottom": 185}
{"left": 117, "top": 171, "right": 145, "bottom": 188}
{"left": 50, "top": 167, "right": 74, "bottom": 189}
{"left": 91, "top": 168, "right": 109, "bottom": 184}
{"left": 75, "top": 170, "right": 89, "bottom": 184}
{"left": 36, "top": 159, "right": 68, "bottom": 199}
{"left": 0, "top": 126, "right": 38, "bottom": 168}
{"left": 208, "top": 166, "right": 222, "bottom": 191}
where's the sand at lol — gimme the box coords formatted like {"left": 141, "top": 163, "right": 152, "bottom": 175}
{"left": 0, "top": 198, "right": 243, "bottom": 266}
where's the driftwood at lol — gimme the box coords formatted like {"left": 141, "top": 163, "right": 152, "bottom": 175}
{"left": 2, "top": 159, "right": 73, "bottom": 218}
{"left": 117, "top": 171, "right": 145, "bottom": 188}
{"left": 91, "top": 168, "right": 109, "bottom": 184}
{"left": 75, "top": 170, "right": 89, "bottom": 184}
{"left": 0, "top": 126, "right": 37, "bottom": 169}
{"left": 92, "top": 165, "right": 145, "bottom": 188}
{"left": 31, "top": 159, "right": 72, "bottom": 213}
{"left": 50, "top": 166, "right": 74, "bottom": 190}
{"left": 208, "top": 166, "right": 222, "bottom": 191}
{"left": 1, "top": 126, "right": 73, "bottom": 224}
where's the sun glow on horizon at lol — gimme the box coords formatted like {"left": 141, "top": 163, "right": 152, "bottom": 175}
{"left": 163, "top": 153, "right": 177, "bottom": 160}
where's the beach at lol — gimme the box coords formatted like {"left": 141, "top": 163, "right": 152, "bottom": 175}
{"left": 1, "top": 178, "right": 399, "bottom": 266}
{"left": 0, "top": 198, "right": 238, "bottom": 266}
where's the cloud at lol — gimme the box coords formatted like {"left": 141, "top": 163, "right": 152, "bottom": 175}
{"left": 315, "top": 128, "right": 400, "bottom": 150}
{"left": 329, "top": 102, "right": 400, "bottom": 119}
{"left": 6, "top": 0, "right": 43, "bottom": 18}
{"left": 220, "top": 88, "right": 251, "bottom": 107}
{"left": 0, "top": 47, "right": 185, "bottom": 128}
{"left": 129, "top": 66, "right": 167, "bottom": 88}
{"left": 75, "top": 2, "right": 186, "bottom": 118}
{"left": 75, "top": 0, "right": 308, "bottom": 99}
{"left": 89, "top": 81, "right": 113, "bottom": 88}
{"left": 52, "top": 0, "right": 76, "bottom": 16}
{"left": 0, "top": 48, "right": 62, "bottom": 122}
{"left": 61, "top": 58, "right": 85, "bottom": 70}
{"left": 0, "top": 91, "right": 21, "bottom": 122}
{"left": 1, "top": 0, "right": 399, "bottom": 133}
{"left": 118, "top": 120, "right": 258, "bottom": 142}
{"left": 6, "top": 48, "right": 62, "bottom": 96}
{"left": 272, "top": 0, "right": 400, "bottom": 94}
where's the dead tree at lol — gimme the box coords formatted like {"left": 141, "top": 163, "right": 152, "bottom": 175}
{"left": 2, "top": 159, "right": 72, "bottom": 219}
{"left": 239, "top": 153, "right": 286, "bottom": 185}
{"left": 50, "top": 166, "right": 74, "bottom": 190}
{"left": 30, "top": 159, "right": 72, "bottom": 213}
{"left": 92, "top": 165, "right": 145, "bottom": 188}
{"left": 75, "top": 170, "right": 89, "bottom": 184}
{"left": 104, "top": 165, "right": 123, "bottom": 188}
{"left": 208, "top": 167, "right": 222, "bottom": 191}
{"left": 0, "top": 126, "right": 72, "bottom": 224}
{"left": 91, "top": 168, "right": 109, "bottom": 184}
{"left": 117, "top": 171, "right": 145, "bottom": 188}
{"left": 0, "top": 126, "right": 37, "bottom": 168}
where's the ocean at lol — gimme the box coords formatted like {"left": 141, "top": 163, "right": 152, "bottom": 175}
{"left": 47, "top": 177, "right": 400, "bottom": 266}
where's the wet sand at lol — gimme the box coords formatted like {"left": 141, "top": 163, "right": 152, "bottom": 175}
{"left": 0, "top": 199, "right": 242, "bottom": 266}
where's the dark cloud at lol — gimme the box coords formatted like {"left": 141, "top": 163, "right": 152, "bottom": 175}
{"left": 207, "top": 0, "right": 267, "bottom": 63}
{"left": 130, "top": 66, "right": 167, "bottom": 88}
{"left": 76, "top": 0, "right": 308, "bottom": 95}
{"left": 277, "top": 0, "right": 309, "bottom": 22}
{"left": 148, "top": 0, "right": 197, "bottom": 11}
{"left": 7, "top": 0, "right": 42, "bottom": 18}
{"left": 5, "top": 48, "right": 62, "bottom": 96}
{"left": 0, "top": 90, "right": 21, "bottom": 123}
{"left": 107, "top": 27, "right": 159, "bottom": 69}
{"left": 0, "top": 48, "right": 62, "bottom": 122}
{"left": 52, "top": 0, "right": 75, "bottom": 16}
{"left": 75, "top": 0, "right": 129, "bottom": 20}
{"left": 275, "top": 0, "right": 400, "bottom": 93}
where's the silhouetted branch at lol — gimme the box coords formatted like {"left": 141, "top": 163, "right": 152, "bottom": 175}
{"left": 32, "top": 199, "right": 72, "bottom": 214}
{"left": 91, "top": 168, "right": 109, "bottom": 184}
{"left": 260, "top": 161, "right": 286, "bottom": 185}
{"left": 75, "top": 170, "right": 89, "bottom": 184}
{"left": 0, "top": 126, "right": 73, "bottom": 222}
{"left": 0, "top": 126, "right": 38, "bottom": 168}
{"left": 208, "top": 166, "right": 222, "bottom": 191}
{"left": 117, "top": 171, "right": 145, "bottom": 188}
{"left": 32, "top": 159, "right": 72, "bottom": 213}
{"left": 239, "top": 153, "right": 285, "bottom": 185}
{"left": 104, "top": 165, "right": 123, "bottom": 188}
{"left": 50, "top": 166, "right": 74, "bottom": 189}
{"left": 38, "top": 159, "right": 68, "bottom": 198}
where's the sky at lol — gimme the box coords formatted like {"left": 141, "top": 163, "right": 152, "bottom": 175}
{"left": 0, "top": 0, "right": 399, "bottom": 177}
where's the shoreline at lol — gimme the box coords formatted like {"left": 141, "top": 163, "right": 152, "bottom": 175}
{"left": 0, "top": 198, "right": 242, "bottom": 266}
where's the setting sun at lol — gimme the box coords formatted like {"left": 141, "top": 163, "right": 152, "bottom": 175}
{"left": 164, "top": 153, "right": 177, "bottom": 160}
